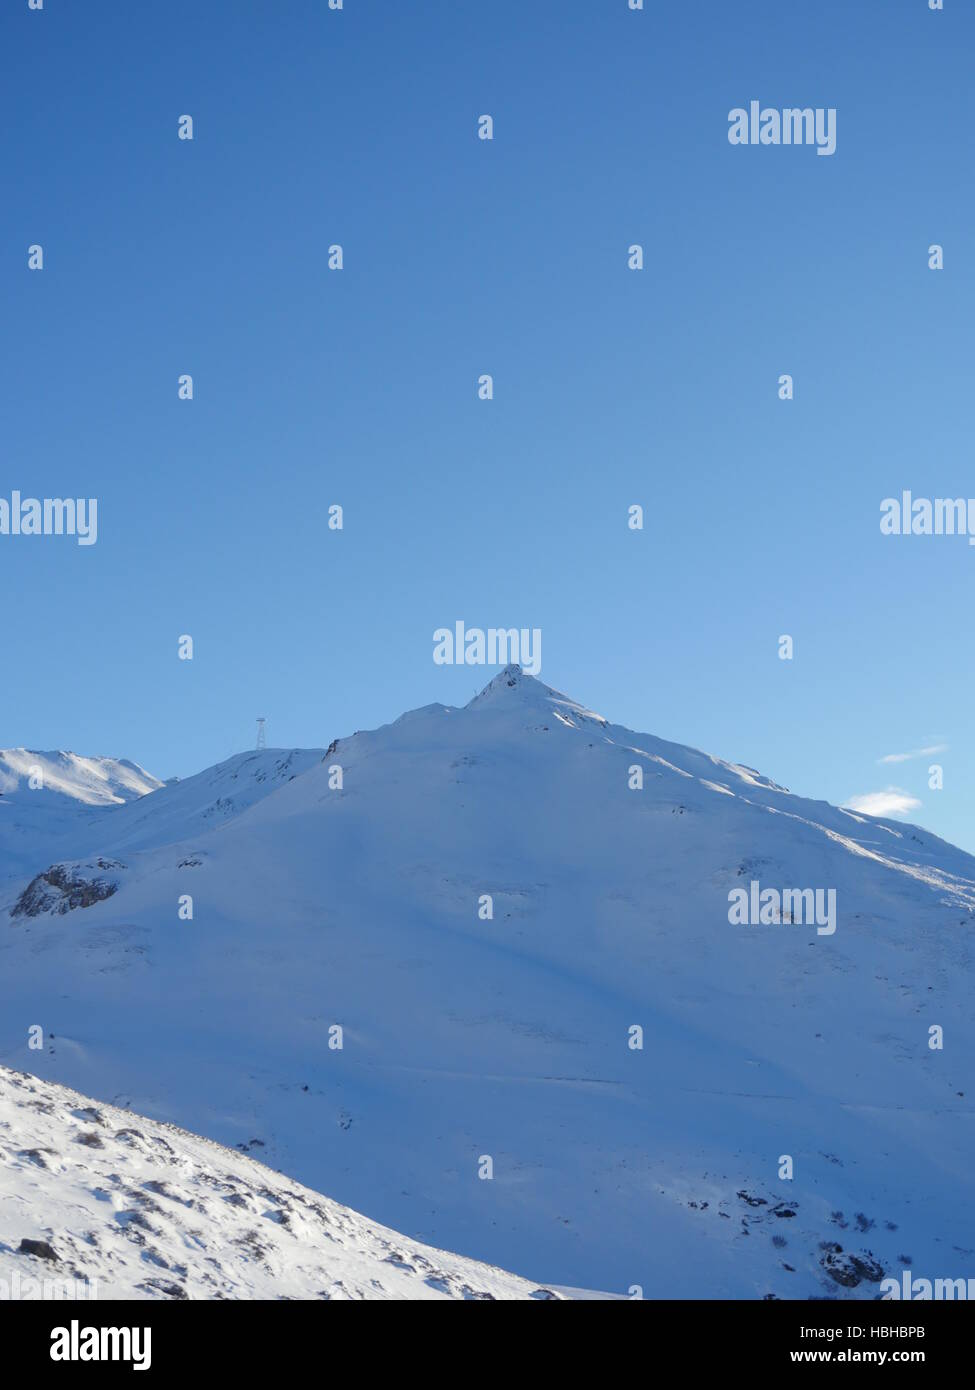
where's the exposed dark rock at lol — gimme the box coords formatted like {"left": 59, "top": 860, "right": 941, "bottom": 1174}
{"left": 820, "top": 1247, "right": 885, "bottom": 1288}
{"left": 137, "top": 1279, "right": 188, "bottom": 1300}
{"left": 11, "top": 862, "right": 123, "bottom": 918}
{"left": 18, "top": 1238, "right": 58, "bottom": 1262}
{"left": 17, "top": 1148, "right": 52, "bottom": 1167}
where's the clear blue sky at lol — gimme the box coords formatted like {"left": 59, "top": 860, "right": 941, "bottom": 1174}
{"left": 3, "top": 0, "right": 974, "bottom": 850}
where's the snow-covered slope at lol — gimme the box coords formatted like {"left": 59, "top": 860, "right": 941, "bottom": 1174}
{"left": 0, "top": 748, "right": 322, "bottom": 884}
{"left": 56, "top": 748, "right": 326, "bottom": 856}
{"left": 2, "top": 668, "right": 973, "bottom": 1298}
{"left": 0, "top": 750, "right": 161, "bottom": 809}
{"left": 0, "top": 750, "right": 162, "bottom": 884}
{"left": 0, "top": 1066, "right": 558, "bottom": 1300}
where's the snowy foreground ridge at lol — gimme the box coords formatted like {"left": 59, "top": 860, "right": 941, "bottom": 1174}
{"left": 0, "top": 1066, "right": 560, "bottom": 1300}
{"left": 1, "top": 666, "right": 974, "bottom": 1298}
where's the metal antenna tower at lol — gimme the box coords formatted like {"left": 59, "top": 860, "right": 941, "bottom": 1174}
{"left": 256, "top": 717, "right": 267, "bottom": 751}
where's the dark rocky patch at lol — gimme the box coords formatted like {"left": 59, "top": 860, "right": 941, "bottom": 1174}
{"left": 17, "top": 1148, "right": 52, "bottom": 1168}
{"left": 137, "top": 1279, "right": 187, "bottom": 1300}
{"left": 18, "top": 1238, "right": 58, "bottom": 1262}
{"left": 11, "top": 863, "right": 123, "bottom": 918}
{"left": 820, "top": 1247, "right": 885, "bottom": 1288}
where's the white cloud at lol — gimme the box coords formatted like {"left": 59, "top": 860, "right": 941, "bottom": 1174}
{"left": 878, "top": 744, "right": 947, "bottom": 765}
{"left": 844, "top": 788, "right": 922, "bottom": 818}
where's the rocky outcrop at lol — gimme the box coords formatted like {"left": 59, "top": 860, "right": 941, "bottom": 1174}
{"left": 9, "top": 859, "right": 124, "bottom": 919}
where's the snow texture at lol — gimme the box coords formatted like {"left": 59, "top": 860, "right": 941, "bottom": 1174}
{"left": 0, "top": 1066, "right": 560, "bottom": 1300}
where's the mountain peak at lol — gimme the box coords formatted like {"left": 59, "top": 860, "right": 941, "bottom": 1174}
{"left": 466, "top": 664, "right": 552, "bottom": 707}
{"left": 465, "top": 667, "right": 612, "bottom": 731}
{"left": 482, "top": 662, "right": 527, "bottom": 689}
{"left": 0, "top": 749, "right": 162, "bottom": 807}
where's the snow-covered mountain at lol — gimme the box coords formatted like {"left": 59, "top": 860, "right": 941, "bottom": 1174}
{"left": 0, "top": 1065, "right": 559, "bottom": 1300}
{"left": 0, "top": 748, "right": 322, "bottom": 884}
{"left": 52, "top": 748, "right": 325, "bottom": 856}
{"left": 0, "top": 750, "right": 162, "bottom": 883}
{"left": 2, "top": 667, "right": 973, "bottom": 1298}
{"left": 0, "top": 750, "right": 160, "bottom": 809}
